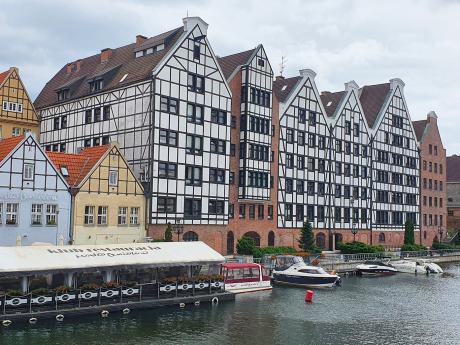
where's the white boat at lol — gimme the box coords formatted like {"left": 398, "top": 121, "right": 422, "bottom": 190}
{"left": 356, "top": 260, "right": 398, "bottom": 276}
{"left": 272, "top": 255, "right": 341, "bottom": 288}
{"left": 391, "top": 259, "right": 443, "bottom": 274}
{"left": 222, "top": 263, "right": 272, "bottom": 293}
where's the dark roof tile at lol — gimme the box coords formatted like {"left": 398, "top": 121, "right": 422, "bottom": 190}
{"left": 447, "top": 155, "right": 460, "bottom": 182}
{"left": 217, "top": 48, "right": 256, "bottom": 80}
{"left": 273, "top": 76, "right": 302, "bottom": 103}
{"left": 359, "top": 83, "right": 391, "bottom": 128}
{"left": 320, "top": 91, "right": 346, "bottom": 118}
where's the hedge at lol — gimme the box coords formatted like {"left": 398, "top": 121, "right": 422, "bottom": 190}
{"left": 252, "top": 246, "right": 297, "bottom": 258}
{"left": 400, "top": 244, "right": 427, "bottom": 252}
{"left": 337, "top": 241, "right": 385, "bottom": 254}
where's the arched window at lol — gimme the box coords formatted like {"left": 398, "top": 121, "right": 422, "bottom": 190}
{"left": 316, "top": 232, "right": 326, "bottom": 249}
{"left": 183, "top": 231, "right": 199, "bottom": 242}
{"left": 378, "top": 232, "right": 385, "bottom": 243}
{"left": 335, "top": 233, "right": 343, "bottom": 244}
{"left": 268, "top": 231, "right": 275, "bottom": 247}
{"left": 243, "top": 231, "right": 261, "bottom": 247}
{"left": 227, "top": 231, "right": 234, "bottom": 255}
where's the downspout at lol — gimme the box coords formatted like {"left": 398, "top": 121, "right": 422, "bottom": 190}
{"left": 147, "top": 76, "right": 156, "bottom": 232}
{"left": 69, "top": 188, "right": 78, "bottom": 244}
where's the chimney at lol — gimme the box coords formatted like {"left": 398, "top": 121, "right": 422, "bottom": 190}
{"left": 76, "top": 59, "right": 82, "bottom": 71}
{"left": 345, "top": 80, "right": 359, "bottom": 92}
{"left": 427, "top": 110, "right": 438, "bottom": 123}
{"left": 299, "top": 68, "right": 317, "bottom": 80}
{"left": 183, "top": 17, "right": 208, "bottom": 35}
{"left": 100, "top": 48, "right": 112, "bottom": 63}
{"left": 136, "top": 35, "right": 147, "bottom": 46}
{"left": 66, "top": 63, "right": 74, "bottom": 74}
{"left": 275, "top": 75, "right": 285, "bottom": 81}
{"left": 390, "top": 78, "right": 405, "bottom": 90}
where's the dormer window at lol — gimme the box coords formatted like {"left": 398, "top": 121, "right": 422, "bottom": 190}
{"left": 57, "top": 89, "right": 70, "bottom": 101}
{"left": 60, "top": 165, "right": 69, "bottom": 177}
{"left": 89, "top": 79, "right": 103, "bottom": 92}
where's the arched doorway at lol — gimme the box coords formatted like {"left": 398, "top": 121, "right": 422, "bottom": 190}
{"left": 183, "top": 231, "right": 199, "bottom": 242}
{"left": 316, "top": 232, "right": 326, "bottom": 249}
{"left": 243, "top": 231, "right": 261, "bottom": 247}
{"left": 268, "top": 231, "right": 275, "bottom": 247}
{"left": 227, "top": 231, "right": 234, "bottom": 255}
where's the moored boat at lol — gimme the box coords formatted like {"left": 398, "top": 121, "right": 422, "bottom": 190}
{"left": 391, "top": 259, "right": 443, "bottom": 274}
{"left": 356, "top": 260, "right": 398, "bottom": 276}
{"left": 222, "top": 263, "right": 272, "bottom": 293}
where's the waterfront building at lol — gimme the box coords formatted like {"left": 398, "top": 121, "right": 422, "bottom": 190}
{"left": 413, "top": 112, "right": 447, "bottom": 245}
{"left": 47, "top": 144, "right": 146, "bottom": 245}
{"left": 446, "top": 155, "right": 460, "bottom": 233}
{"left": 0, "top": 134, "right": 70, "bottom": 246}
{"left": 0, "top": 67, "right": 40, "bottom": 139}
{"left": 35, "top": 17, "right": 232, "bottom": 249}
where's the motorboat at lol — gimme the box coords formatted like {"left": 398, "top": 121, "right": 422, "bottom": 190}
{"left": 222, "top": 262, "right": 272, "bottom": 293}
{"left": 356, "top": 260, "right": 398, "bottom": 276}
{"left": 391, "top": 259, "right": 443, "bottom": 274}
{"left": 272, "top": 255, "right": 341, "bottom": 288}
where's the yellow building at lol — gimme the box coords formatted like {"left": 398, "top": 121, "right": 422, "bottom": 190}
{"left": 0, "top": 67, "right": 39, "bottom": 139}
{"left": 48, "top": 144, "right": 146, "bottom": 244}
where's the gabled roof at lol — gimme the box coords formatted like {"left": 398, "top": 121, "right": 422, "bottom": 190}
{"left": 359, "top": 83, "right": 391, "bottom": 128}
{"left": 0, "top": 136, "right": 24, "bottom": 163}
{"left": 0, "top": 69, "right": 11, "bottom": 86}
{"left": 34, "top": 27, "right": 183, "bottom": 109}
{"left": 273, "top": 76, "right": 302, "bottom": 103}
{"left": 47, "top": 145, "right": 110, "bottom": 187}
{"left": 412, "top": 119, "right": 428, "bottom": 142}
{"left": 447, "top": 155, "right": 460, "bottom": 182}
{"left": 217, "top": 48, "right": 257, "bottom": 80}
{"left": 320, "top": 91, "right": 346, "bottom": 118}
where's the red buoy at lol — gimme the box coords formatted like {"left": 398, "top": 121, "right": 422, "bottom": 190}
{"left": 305, "top": 290, "right": 314, "bottom": 303}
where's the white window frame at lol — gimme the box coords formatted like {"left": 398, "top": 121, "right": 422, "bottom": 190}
{"left": 84, "top": 206, "right": 95, "bottom": 225}
{"left": 24, "top": 163, "right": 35, "bottom": 181}
{"left": 2, "top": 101, "right": 7, "bottom": 111}
{"left": 0, "top": 203, "right": 3, "bottom": 224}
{"left": 98, "top": 206, "right": 108, "bottom": 225}
{"left": 118, "top": 207, "right": 128, "bottom": 225}
{"left": 46, "top": 204, "right": 58, "bottom": 226}
{"left": 109, "top": 170, "right": 118, "bottom": 186}
{"left": 12, "top": 127, "right": 20, "bottom": 137}
{"left": 31, "top": 204, "right": 43, "bottom": 225}
{"left": 6, "top": 203, "right": 18, "bottom": 225}
{"left": 130, "top": 207, "right": 140, "bottom": 225}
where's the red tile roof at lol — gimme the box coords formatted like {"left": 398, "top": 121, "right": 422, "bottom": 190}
{"left": 34, "top": 27, "right": 183, "bottom": 109}
{"left": 0, "top": 136, "right": 24, "bottom": 163}
{"left": 47, "top": 145, "right": 110, "bottom": 187}
{"left": 0, "top": 69, "right": 10, "bottom": 86}
{"left": 447, "top": 155, "right": 460, "bottom": 182}
{"left": 217, "top": 48, "right": 256, "bottom": 80}
{"left": 320, "top": 91, "right": 346, "bottom": 118}
{"left": 273, "top": 76, "right": 302, "bottom": 103}
{"left": 412, "top": 119, "right": 428, "bottom": 142}
{"left": 359, "top": 83, "right": 391, "bottom": 128}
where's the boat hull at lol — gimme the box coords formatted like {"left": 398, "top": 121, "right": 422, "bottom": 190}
{"left": 356, "top": 268, "right": 397, "bottom": 276}
{"left": 224, "top": 280, "right": 272, "bottom": 294}
{"left": 272, "top": 273, "right": 339, "bottom": 288}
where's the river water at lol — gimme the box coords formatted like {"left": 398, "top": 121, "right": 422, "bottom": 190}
{"left": 2, "top": 264, "right": 460, "bottom": 345}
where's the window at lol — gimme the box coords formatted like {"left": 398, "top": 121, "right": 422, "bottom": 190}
{"left": 258, "top": 58, "right": 265, "bottom": 67}
{"left": 97, "top": 206, "right": 108, "bottom": 225}
{"left": 160, "top": 96, "right": 179, "bottom": 114}
{"left": 186, "top": 135, "right": 203, "bottom": 155}
{"left": 308, "top": 158, "right": 315, "bottom": 171}
{"left": 335, "top": 162, "right": 342, "bottom": 175}
{"left": 298, "top": 131, "right": 305, "bottom": 145}
{"left": 285, "top": 204, "right": 293, "bottom": 221}
{"left": 286, "top": 178, "right": 293, "bottom": 193}
{"left": 239, "top": 204, "right": 246, "bottom": 219}
{"left": 296, "top": 204, "right": 304, "bottom": 220}
{"left": 286, "top": 154, "right": 294, "bottom": 168}
{"left": 229, "top": 172, "right": 235, "bottom": 185}
{"left": 211, "top": 108, "right": 227, "bottom": 125}
{"left": 187, "top": 73, "right": 205, "bottom": 93}
{"left": 246, "top": 204, "right": 254, "bottom": 219}
{"left": 209, "top": 168, "right": 225, "bottom": 184}
{"left": 286, "top": 129, "right": 294, "bottom": 143}
{"left": 184, "top": 198, "right": 201, "bottom": 219}
{"left": 335, "top": 184, "right": 341, "bottom": 197}
{"left": 53, "top": 117, "right": 60, "bottom": 130}
{"left": 258, "top": 205, "right": 264, "bottom": 220}
{"left": 193, "top": 44, "right": 200, "bottom": 60}
{"left": 46, "top": 205, "right": 58, "bottom": 225}
{"left": 250, "top": 87, "right": 270, "bottom": 107}
{"left": 109, "top": 170, "right": 118, "bottom": 186}
{"left": 0, "top": 203, "right": 3, "bottom": 224}
{"left": 89, "top": 79, "right": 104, "bottom": 92}
{"left": 307, "top": 205, "right": 314, "bottom": 221}
{"left": 318, "top": 159, "right": 325, "bottom": 173}
{"left": 186, "top": 165, "right": 202, "bottom": 186}
{"left": 158, "top": 162, "right": 177, "bottom": 179}
{"left": 308, "top": 133, "right": 316, "bottom": 147}
{"left": 31, "top": 204, "right": 42, "bottom": 225}
{"left": 335, "top": 140, "right": 342, "bottom": 153}
{"left": 93, "top": 137, "right": 100, "bottom": 146}
{"left": 307, "top": 181, "right": 315, "bottom": 195}
{"left": 335, "top": 207, "right": 341, "bottom": 223}
{"left": 209, "top": 200, "right": 225, "bottom": 215}
{"left": 210, "top": 139, "right": 226, "bottom": 154}
{"left": 345, "top": 142, "right": 351, "bottom": 154}
{"left": 61, "top": 116, "right": 67, "bottom": 129}
{"left": 84, "top": 139, "right": 91, "bottom": 148}
{"left": 157, "top": 197, "right": 176, "bottom": 213}
{"left": 183, "top": 231, "right": 199, "bottom": 242}
{"left": 60, "top": 143, "right": 67, "bottom": 152}
{"left": 130, "top": 207, "right": 140, "bottom": 225}
{"left": 345, "top": 121, "right": 351, "bottom": 135}
{"left": 318, "top": 206, "right": 325, "bottom": 222}
{"left": 299, "top": 109, "right": 306, "bottom": 124}
{"left": 308, "top": 112, "right": 316, "bottom": 126}
{"left": 296, "top": 180, "right": 304, "bottom": 193}
{"left": 57, "top": 89, "right": 70, "bottom": 101}
{"left": 85, "top": 110, "right": 92, "bottom": 124}
{"left": 268, "top": 205, "right": 274, "bottom": 220}
{"left": 229, "top": 204, "right": 234, "bottom": 219}
{"left": 103, "top": 106, "right": 110, "bottom": 120}
{"left": 159, "top": 129, "right": 178, "bottom": 146}
{"left": 434, "top": 146, "right": 438, "bottom": 156}
{"left": 318, "top": 136, "right": 325, "bottom": 149}
{"left": 187, "top": 103, "right": 204, "bottom": 124}
{"left": 318, "top": 182, "right": 325, "bottom": 196}
{"left": 353, "top": 123, "right": 359, "bottom": 136}
{"left": 118, "top": 207, "right": 128, "bottom": 225}
{"left": 230, "top": 144, "right": 236, "bottom": 156}
{"left": 379, "top": 233, "right": 385, "bottom": 243}
{"left": 84, "top": 206, "right": 95, "bottom": 225}
{"left": 429, "top": 144, "right": 432, "bottom": 154}
{"left": 23, "top": 163, "right": 34, "bottom": 180}
{"left": 94, "top": 108, "right": 101, "bottom": 122}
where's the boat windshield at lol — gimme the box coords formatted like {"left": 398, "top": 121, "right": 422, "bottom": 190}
{"left": 275, "top": 256, "right": 304, "bottom": 270}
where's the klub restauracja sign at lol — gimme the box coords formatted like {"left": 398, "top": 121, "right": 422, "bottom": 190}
{"left": 0, "top": 191, "right": 58, "bottom": 202}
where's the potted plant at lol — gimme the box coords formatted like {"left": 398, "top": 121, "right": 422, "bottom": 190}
{"left": 78, "top": 283, "right": 100, "bottom": 300}
{"left": 210, "top": 274, "right": 224, "bottom": 290}
{"left": 193, "top": 275, "right": 210, "bottom": 290}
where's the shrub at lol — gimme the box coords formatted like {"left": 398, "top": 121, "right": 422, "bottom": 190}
{"left": 401, "top": 244, "right": 427, "bottom": 252}
{"left": 55, "top": 286, "right": 71, "bottom": 294}
{"left": 6, "top": 289, "right": 24, "bottom": 296}
{"left": 252, "top": 246, "right": 297, "bottom": 258}
{"left": 404, "top": 220, "right": 415, "bottom": 245}
{"left": 165, "top": 223, "right": 173, "bottom": 242}
{"left": 431, "top": 242, "right": 455, "bottom": 250}
{"left": 101, "top": 281, "right": 120, "bottom": 289}
{"left": 79, "top": 283, "right": 100, "bottom": 291}
{"left": 337, "top": 241, "right": 385, "bottom": 254}
{"left": 30, "top": 288, "right": 51, "bottom": 295}
{"left": 236, "top": 236, "right": 256, "bottom": 255}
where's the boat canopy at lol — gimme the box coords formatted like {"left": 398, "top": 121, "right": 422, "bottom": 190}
{"left": 0, "top": 242, "right": 225, "bottom": 276}
{"left": 222, "top": 263, "right": 261, "bottom": 269}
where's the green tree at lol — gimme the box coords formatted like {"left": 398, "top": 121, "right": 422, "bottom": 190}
{"left": 236, "top": 237, "right": 256, "bottom": 255}
{"left": 164, "top": 223, "right": 173, "bottom": 242}
{"left": 298, "top": 220, "right": 316, "bottom": 252}
{"left": 403, "top": 220, "right": 415, "bottom": 245}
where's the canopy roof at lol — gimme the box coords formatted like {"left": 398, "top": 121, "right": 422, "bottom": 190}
{"left": 222, "top": 263, "right": 262, "bottom": 269}
{"left": 0, "top": 242, "right": 225, "bottom": 275}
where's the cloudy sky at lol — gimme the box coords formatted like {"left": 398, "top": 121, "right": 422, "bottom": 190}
{"left": 1, "top": 0, "right": 459, "bottom": 152}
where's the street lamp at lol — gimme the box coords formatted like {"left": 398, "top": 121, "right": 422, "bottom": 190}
{"left": 352, "top": 223, "right": 358, "bottom": 242}
{"left": 173, "top": 219, "right": 184, "bottom": 242}
{"left": 438, "top": 226, "right": 443, "bottom": 241}
{"left": 350, "top": 197, "right": 358, "bottom": 242}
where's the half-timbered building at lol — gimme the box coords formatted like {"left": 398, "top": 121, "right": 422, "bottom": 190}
{"left": 0, "top": 134, "right": 70, "bottom": 246}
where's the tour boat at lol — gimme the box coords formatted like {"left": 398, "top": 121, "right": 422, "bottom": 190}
{"left": 391, "top": 259, "right": 443, "bottom": 274}
{"left": 356, "top": 260, "right": 398, "bottom": 276}
{"left": 222, "top": 263, "right": 272, "bottom": 293}
{"left": 271, "top": 255, "right": 341, "bottom": 288}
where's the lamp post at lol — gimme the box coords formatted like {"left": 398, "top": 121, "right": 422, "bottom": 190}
{"left": 438, "top": 226, "right": 443, "bottom": 241}
{"left": 173, "top": 219, "right": 184, "bottom": 242}
{"left": 350, "top": 197, "right": 358, "bottom": 242}
{"left": 352, "top": 223, "right": 358, "bottom": 242}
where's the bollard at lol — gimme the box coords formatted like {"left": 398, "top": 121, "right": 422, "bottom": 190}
{"left": 305, "top": 290, "right": 314, "bottom": 303}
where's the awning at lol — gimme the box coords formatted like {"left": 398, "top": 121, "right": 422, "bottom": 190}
{"left": 0, "top": 242, "right": 225, "bottom": 275}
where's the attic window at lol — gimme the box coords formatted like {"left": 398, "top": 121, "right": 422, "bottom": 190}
{"left": 156, "top": 44, "right": 165, "bottom": 51}
{"left": 135, "top": 51, "right": 143, "bottom": 58}
{"left": 258, "top": 59, "right": 265, "bottom": 67}
{"left": 327, "top": 101, "right": 332, "bottom": 107}
{"left": 146, "top": 48, "right": 154, "bottom": 55}
{"left": 119, "top": 74, "right": 128, "bottom": 83}
{"left": 57, "top": 89, "right": 70, "bottom": 101}
{"left": 60, "top": 165, "right": 69, "bottom": 177}
{"left": 281, "top": 85, "right": 287, "bottom": 91}
{"left": 89, "top": 79, "right": 103, "bottom": 92}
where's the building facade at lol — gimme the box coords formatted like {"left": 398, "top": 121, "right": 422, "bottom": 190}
{"left": 413, "top": 112, "right": 447, "bottom": 245}
{"left": 0, "top": 134, "right": 70, "bottom": 246}
{"left": 48, "top": 144, "right": 146, "bottom": 245}
{"left": 446, "top": 155, "right": 460, "bottom": 234}
{"left": 0, "top": 67, "right": 40, "bottom": 140}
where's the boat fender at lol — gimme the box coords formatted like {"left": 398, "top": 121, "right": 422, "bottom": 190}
{"left": 194, "top": 301, "right": 200, "bottom": 306}
{"left": 211, "top": 297, "right": 219, "bottom": 305}
{"left": 122, "top": 308, "right": 130, "bottom": 315}
{"left": 101, "top": 310, "right": 109, "bottom": 318}
{"left": 179, "top": 303, "right": 185, "bottom": 308}
{"left": 305, "top": 290, "right": 314, "bottom": 303}
{"left": 56, "top": 314, "right": 64, "bottom": 322}
{"left": 29, "top": 317, "right": 38, "bottom": 324}
{"left": 2, "top": 320, "right": 12, "bottom": 327}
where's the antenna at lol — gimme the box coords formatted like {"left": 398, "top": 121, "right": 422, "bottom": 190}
{"left": 280, "top": 56, "right": 287, "bottom": 77}
{"left": 186, "top": 9, "right": 189, "bottom": 17}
